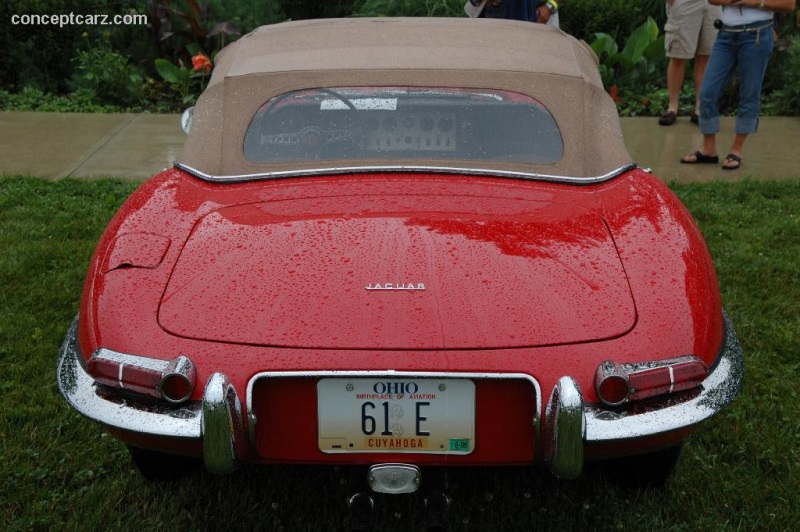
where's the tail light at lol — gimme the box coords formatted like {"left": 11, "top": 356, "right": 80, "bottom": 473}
{"left": 87, "top": 349, "right": 196, "bottom": 404}
{"left": 595, "top": 355, "right": 708, "bottom": 407}
{"left": 160, "top": 357, "right": 197, "bottom": 403}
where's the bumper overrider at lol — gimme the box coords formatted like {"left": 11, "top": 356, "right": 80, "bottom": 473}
{"left": 57, "top": 312, "right": 744, "bottom": 478}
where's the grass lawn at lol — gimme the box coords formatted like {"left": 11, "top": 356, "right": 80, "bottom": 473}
{"left": 1, "top": 176, "right": 798, "bottom": 531}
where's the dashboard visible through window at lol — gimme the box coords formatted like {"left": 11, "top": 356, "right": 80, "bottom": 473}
{"left": 243, "top": 87, "right": 564, "bottom": 165}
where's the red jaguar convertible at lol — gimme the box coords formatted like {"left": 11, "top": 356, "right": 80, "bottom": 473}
{"left": 58, "top": 16, "right": 742, "bottom": 526}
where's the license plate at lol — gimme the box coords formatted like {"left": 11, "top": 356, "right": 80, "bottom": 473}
{"left": 317, "top": 378, "right": 475, "bottom": 454}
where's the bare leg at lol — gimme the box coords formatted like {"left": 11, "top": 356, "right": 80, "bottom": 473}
{"left": 702, "top": 134, "right": 717, "bottom": 158}
{"left": 667, "top": 58, "right": 687, "bottom": 114}
{"left": 693, "top": 54, "right": 710, "bottom": 116}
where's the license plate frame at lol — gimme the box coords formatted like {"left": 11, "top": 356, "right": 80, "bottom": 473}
{"left": 317, "top": 378, "right": 475, "bottom": 454}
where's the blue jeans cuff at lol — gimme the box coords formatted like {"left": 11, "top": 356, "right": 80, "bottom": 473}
{"left": 700, "top": 116, "right": 720, "bottom": 135}
{"left": 735, "top": 116, "right": 759, "bottom": 135}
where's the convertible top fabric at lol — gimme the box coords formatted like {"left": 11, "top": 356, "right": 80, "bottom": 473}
{"left": 179, "top": 17, "right": 633, "bottom": 180}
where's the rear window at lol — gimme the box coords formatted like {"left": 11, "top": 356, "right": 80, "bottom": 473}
{"left": 244, "top": 87, "right": 563, "bottom": 165}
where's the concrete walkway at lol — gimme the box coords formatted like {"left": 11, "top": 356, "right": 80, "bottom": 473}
{"left": 1, "top": 111, "right": 798, "bottom": 182}
{"left": 623, "top": 115, "right": 800, "bottom": 183}
{"left": 0, "top": 112, "right": 184, "bottom": 180}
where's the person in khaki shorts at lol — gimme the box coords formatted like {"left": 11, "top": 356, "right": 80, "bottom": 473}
{"left": 659, "top": 0, "right": 721, "bottom": 125}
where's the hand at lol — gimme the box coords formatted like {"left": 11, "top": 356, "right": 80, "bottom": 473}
{"left": 536, "top": 5, "right": 552, "bottom": 24}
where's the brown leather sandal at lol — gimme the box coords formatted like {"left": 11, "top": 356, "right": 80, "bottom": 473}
{"left": 721, "top": 154, "right": 741, "bottom": 170}
{"left": 658, "top": 111, "right": 677, "bottom": 126}
{"left": 680, "top": 151, "right": 719, "bottom": 164}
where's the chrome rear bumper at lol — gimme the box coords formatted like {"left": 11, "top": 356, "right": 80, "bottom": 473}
{"left": 57, "top": 318, "right": 244, "bottom": 473}
{"left": 57, "top": 319, "right": 202, "bottom": 439}
{"left": 545, "top": 309, "right": 744, "bottom": 477}
{"left": 57, "top": 310, "right": 743, "bottom": 478}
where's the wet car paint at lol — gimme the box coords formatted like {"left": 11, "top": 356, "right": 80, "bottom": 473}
{"left": 75, "top": 166, "right": 723, "bottom": 465}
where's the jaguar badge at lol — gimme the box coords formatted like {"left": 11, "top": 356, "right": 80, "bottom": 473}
{"left": 365, "top": 283, "right": 425, "bottom": 291}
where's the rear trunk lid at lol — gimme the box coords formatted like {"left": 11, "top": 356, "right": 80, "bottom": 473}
{"left": 159, "top": 190, "right": 635, "bottom": 349}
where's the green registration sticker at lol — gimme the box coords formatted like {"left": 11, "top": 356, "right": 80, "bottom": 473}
{"left": 449, "top": 438, "right": 471, "bottom": 452}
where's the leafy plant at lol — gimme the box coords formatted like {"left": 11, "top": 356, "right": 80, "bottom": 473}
{"left": 72, "top": 33, "right": 144, "bottom": 107}
{"left": 147, "top": 0, "right": 240, "bottom": 107}
{"left": 206, "top": 0, "right": 285, "bottom": 34}
{"left": 148, "top": 0, "right": 242, "bottom": 57}
{"left": 0, "top": 87, "right": 122, "bottom": 113}
{"left": 560, "top": 0, "right": 649, "bottom": 43}
{"left": 763, "top": 35, "right": 800, "bottom": 116}
{"left": 353, "top": 0, "right": 463, "bottom": 17}
{"left": 0, "top": 0, "right": 104, "bottom": 93}
{"left": 590, "top": 17, "right": 667, "bottom": 113}
{"left": 155, "top": 44, "right": 213, "bottom": 105}
{"left": 281, "top": 0, "right": 355, "bottom": 19}
{"left": 591, "top": 17, "right": 664, "bottom": 87}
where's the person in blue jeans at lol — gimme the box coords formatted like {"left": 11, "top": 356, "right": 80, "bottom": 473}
{"left": 681, "top": 0, "right": 795, "bottom": 170}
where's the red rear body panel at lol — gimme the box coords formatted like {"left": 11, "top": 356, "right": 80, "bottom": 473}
{"left": 252, "top": 377, "right": 537, "bottom": 465}
{"left": 77, "top": 167, "right": 723, "bottom": 464}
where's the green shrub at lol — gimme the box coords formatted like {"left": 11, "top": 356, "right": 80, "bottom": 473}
{"left": 72, "top": 35, "right": 144, "bottom": 107}
{"left": 561, "top": 0, "right": 646, "bottom": 42}
{"left": 147, "top": 0, "right": 243, "bottom": 63}
{"left": 0, "top": 87, "right": 121, "bottom": 112}
{"left": 591, "top": 18, "right": 665, "bottom": 89}
{"left": 154, "top": 42, "right": 214, "bottom": 106}
{"left": 282, "top": 0, "right": 355, "bottom": 19}
{"left": 207, "top": 0, "right": 285, "bottom": 33}
{"left": 763, "top": 35, "right": 800, "bottom": 116}
{"left": 353, "top": 0, "right": 463, "bottom": 17}
{"left": 0, "top": 0, "right": 106, "bottom": 93}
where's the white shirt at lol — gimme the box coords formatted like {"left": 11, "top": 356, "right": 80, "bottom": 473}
{"left": 721, "top": 5, "right": 774, "bottom": 25}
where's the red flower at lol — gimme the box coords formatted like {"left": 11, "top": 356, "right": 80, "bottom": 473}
{"left": 192, "top": 53, "right": 212, "bottom": 73}
{"left": 608, "top": 85, "right": 624, "bottom": 104}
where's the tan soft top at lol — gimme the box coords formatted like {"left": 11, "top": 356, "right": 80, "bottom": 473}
{"left": 179, "top": 17, "right": 633, "bottom": 182}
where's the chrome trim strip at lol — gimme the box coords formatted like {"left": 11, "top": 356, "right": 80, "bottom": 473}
{"left": 56, "top": 317, "right": 202, "bottom": 439}
{"left": 246, "top": 371, "right": 542, "bottom": 453}
{"left": 202, "top": 373, "right": 246, "bottom": 473}
{"left": 584, "top": 310, "right": 744, "bottom": 442}
{"left": 544, "top": 376, "right": 585, "bottom": 479}
{"left": 92, "top": 348, "right": 171, "bottom": 372}
{"left": 175, "top": 162, "right": 637, "bottom": 185}
{"left": 668, "top": 365, "right": 675, "bottom": 394}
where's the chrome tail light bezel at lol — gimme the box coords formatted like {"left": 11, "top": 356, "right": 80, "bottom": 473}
{"left": 160, "top": 356, "right": 198, "bottom": 403}
{"left": 87, "top": 348, "right": 197, "bottom": 404}
{"left": 594, "top": 355, "right": 709, "bottom": 407}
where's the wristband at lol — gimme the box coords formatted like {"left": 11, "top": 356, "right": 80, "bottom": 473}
{"left": 546, "top": 0, "right": 559, "bottom": 13}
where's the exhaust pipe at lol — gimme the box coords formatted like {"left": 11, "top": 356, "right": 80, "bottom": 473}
{"left": 421, "top": 467, "right": 450, "bottom": 532}
{"left": 342, "top": 464, "right": 450, "bottom": 531}
{"left": 344, "top": 492, "right": 374, "bottom": 532}
{"left": 423, "top": 490, "right": 451, "bottom": 532}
